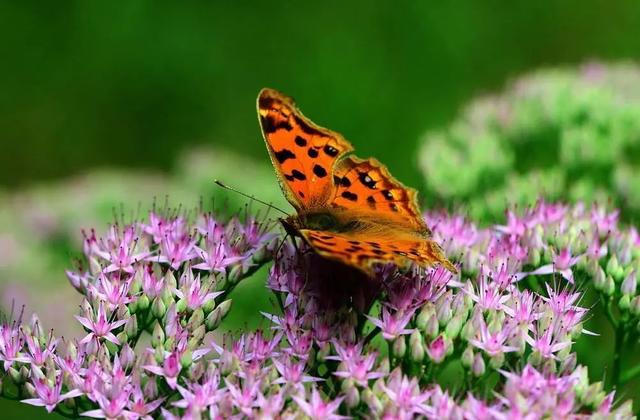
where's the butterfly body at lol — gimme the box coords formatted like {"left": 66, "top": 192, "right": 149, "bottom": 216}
{"left": 258, "top": 88, "right": 456, "bottom": 276}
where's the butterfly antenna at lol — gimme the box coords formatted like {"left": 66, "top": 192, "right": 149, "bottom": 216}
{"left": 214, "top": 180, "right": 289, "bottom": 216}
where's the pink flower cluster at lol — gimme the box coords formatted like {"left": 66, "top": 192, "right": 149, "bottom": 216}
{"left": 0, "top": 202, "right": 637, "bottom": 418}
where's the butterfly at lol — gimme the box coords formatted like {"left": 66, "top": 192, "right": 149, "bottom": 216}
{"left": 257, "top": 88, "right": 457, "bottom": 276}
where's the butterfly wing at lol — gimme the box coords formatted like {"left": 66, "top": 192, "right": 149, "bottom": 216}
{"left": 257, "top": 88, "right": 354, "bottom": 211}
{"left": 299, "top": 228, "right": 456, "bottom": 276}
{"left": 331, "top": 156, "right": 429, "bottom": 232}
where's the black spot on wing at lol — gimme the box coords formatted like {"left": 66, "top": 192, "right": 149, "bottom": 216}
{"left": 381, "top": 189, "right": 394, "bottom": 201}
{"left": 308, "top": 148, "right": 319, "bottom": 158}
{"left": 367, "top": 195, "right": 376, "bottom": 208}
{"left": 259, "top": 96, "right": 275, "bottom": 109}
{"left": 359, "top": 172, "right": 377, "bottom": 189}
{"left": 323, "top": 145, "right": 339, "bottom": 157}
{"left": 262, "top": 115, "right": 292, "bottom": 133}
{"left": 295, "top": 136, "right": 307, "bottom": 147}
{"left": 341, "top": 191, "right": 358, "bottom": 201}
{"left": 294, "top": 115, "right": 322, "bottom": 135}
{"left": 313, "top": 165, "right": 327, "bottom": 178}
{"left": 291, "top": 170, "right": 306, "bottom": 181}
{"left": 274, "top": 149, "right": 296, "bottom": 163}
{"left": 339, "top": 176, "right": 351, "bottom": 187}
{"left": 389, "top": 203, "right": 399, "bottom": 212}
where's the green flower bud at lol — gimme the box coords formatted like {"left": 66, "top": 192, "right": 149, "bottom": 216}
{"left": 528, "top": 350, "right": 542, "bottom": 366}
{"left": 593, "top": 266, "right": 607, "bottom": 291}
{"left": 409, "top": 331, "right": 424, "bottom": 363}
{"left": 619, "top": 294, "right": 631, "bottom": 312}
{"left": 176, "top": 298, "right": 188, "bottom": 313}
{"left": 461, "top": 346, "right": 474, "bottom": 368}
{"left": 416, "top": 303, "right": 435, "bottom": 330}
{"left": 151, "top": 297, "right": 167, "bottom": 319}
{"left": 341, "top": 379, "right": 360, "bottom": 408}
{"left": 228, "top": 264, "right": 243, "bottom": 285}
{"left": 392, "top": 336, "right": 406, "bottom": 358}
{"left": 154, "top": 346, "right": 165, "bottom": 364}
{"left": 205, "top": 299, "right": 232, "bottom": 331}
{"left": 124, "top": 314, "right": 138, "bottom": 338}
{"left": 180, "top": 350, "right": 193, "bottom": 369}
{"left": 202, "top": 297, "right": 217, "bottom": 314}
{"left": 582, "top": 381, "right": 605, "bottom": 407}
{"left": 188, "top": 308, "right": 205, "bottom": 330}
{"left": 472, "top": 353, "right": 485, "bottom": 377}
{"left": 106, "top": 339, "right": 120, "bottom": 354}
{"left": 164, "top": 271, "right": 178, "bottom": 289}
{"left": 489, "top": 352, "right": 504, "bottom": 369}
{"left": 604, "top": 275, "right": 616, "bottom": 296}
{"left": 362, "top": 389, "right": 383, "bottom": 416}
{"left": 128, "top": 299, "right": 138, "bottom": 315}
{"left": 424, "top": 314, "right": 439, "bottom": 339}
{"left": 606, "top": 255, "right": 624, "bottom": 282}
{"left": 630, "top": 296, "right": 640, "bottom": 316}
{"left": 151, "top": 322, "right": 165, "bottom": 347}
{"left": 189, "top": 325, "right": 207, "bottom": 349}
{"left": 137, "top": 295, "right": 151, "bottom": 312}
{"left": 164, "top": 336, "right": 175, "bottom": 352}
{"left": 444, "top": 314, "right": 464, "bottom": 339}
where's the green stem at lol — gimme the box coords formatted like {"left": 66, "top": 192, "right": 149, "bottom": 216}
{"left": 610, "top": 323, "right": 625, "bottom": 389}
{"left": 620, "top": 362, "right": 640, "bottom": 385}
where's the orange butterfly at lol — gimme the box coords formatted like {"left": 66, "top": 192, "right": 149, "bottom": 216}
{"left": 257, "top": 88, "right": 456, "bottom": 276}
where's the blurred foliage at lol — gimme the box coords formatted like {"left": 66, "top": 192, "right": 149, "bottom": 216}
{"left": 2, "top": 2, "right": 640, "bottom": 190}
{"left": 419, "top": 62, "right": 640, "bottom": 223}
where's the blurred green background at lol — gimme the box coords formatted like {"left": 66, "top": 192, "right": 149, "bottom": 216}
{"left": 2, "top": 1, "right": 640, "bottom": 417}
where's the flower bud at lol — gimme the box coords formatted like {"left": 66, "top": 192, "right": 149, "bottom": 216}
{"left": 205, "top": 299, "right": 232, "bottom": 331}
{"left": 529, "top": 248, "right": 541, "bottom": 267}
{"left": 630, "top": 296, "right": 640, "bottom": 316}
{"left": 188, "top": 308, "right": 205, "bottom": 330}
{"left": 461, "top": 346, "right": 474, "bottom": 368}
{"left": 180, "top": 350, "right": 193, "bottom": 369}
{"left": 409, "top": 331, "right": 424, "bottom": 363}
{"left": 228, "top": 264, "right": 244, "bottom": 285}
{"left": 342, "top": 379, "right": 360, "bottom": 408}
{"left": 151, "top": 322, "right": 165, "bottom": 347}
{"left": 154, "top": 346, "right": 165, "bottom": 364}
{"left": 124, "top": 314, "right": 138, "bottom": 338}
{"left": 378, "top": 357, "right": 390, "bottom": 375}
{"left": 164, "top": 270, "right": 178, "bottom": 289}
{"left": 489, "top": 352, "right": 504, "bottom": 369}
{"left": 151, "top": 297, "right": 167, "bottom": 319}
{"left": 392, "top": 336, "right": 406, "bottom": 358}
{"left": 202, "top": 297, "right": 217, "bottom": 314}
{"left": 603, "top": 275, "right": 616, "bottom": 296}
{"left": 416, "top": 303, "right": 435, "bottom": 330}
{"left": 619, "top": 294, "right": 631, "bottom": 312}
{"left": 89, "top": 257, "right": 102, "bottom": 275}
{"left": 582, "top": 381, "right": 605, "bottom": 407}
{"left": 137, "top": 295, "right": 151, "bottom": 312}
{"left": 472, "top": 353, "right": 485, "bottom": 377}
{"left": 621, "top": 270, "right": 637, "bottom": 296}
{"left": 362, "top": 389, "right": 383, "bottom": 416}
{"left": 176, "top": 298, "right": 188, "bottom": 313}
{"left": 593, "top": 266, "right": 606, "bottom": 291}
{"left": 106, "top": 339, "right": 120, "bottom": 354}
{"left": 436, "top": 293, "right": 453, "bottom": 326}
{"left": 189, "top": 325, "right": 207, "bottom": 349}
{"left": 606, "top": 255, "right": 624, "bottom": 282}
{"left": 426, "top": 336, "right": 446, "bottom": 363}
{"left": 424, "top": 314, "right": 439, "bottom": 339}
{"left": 444, "top": 313, "right": 464, "bottom": 339}
{"left": 560, "top": 352, "right": 577, "bottom": 375}
{"left": 120, "top": 344, "right": 136, "bottom": 370}
{"left": 24, "top": 382, "right": 36, "bottom": 398}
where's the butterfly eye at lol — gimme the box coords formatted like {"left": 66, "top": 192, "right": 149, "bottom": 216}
{"left": 306, "top": 213, "right": 338, "bottom": 230}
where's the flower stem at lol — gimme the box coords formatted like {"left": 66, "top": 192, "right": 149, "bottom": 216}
{"left": 611, "top": 323, "right": 625, "bottom": 389}
{"left": 620, "top": 362, "right": 640, "bottom": 385}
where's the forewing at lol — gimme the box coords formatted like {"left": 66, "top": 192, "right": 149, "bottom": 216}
{"left": 299, "top": 228, "right": 457, "bottom": 276}
{"left": 331, "top": 156, "right": 428, "bottom": 233}
{"left": 257, "top": 88, "right": 354, "bottom": 211}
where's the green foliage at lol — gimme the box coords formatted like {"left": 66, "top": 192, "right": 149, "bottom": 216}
{"left": 419, "top": 62, "right": 640, "bottom": 223}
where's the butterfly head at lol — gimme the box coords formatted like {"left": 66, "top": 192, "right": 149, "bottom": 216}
{"left": 281, "top": 212, "right": 339, "bottom": 235}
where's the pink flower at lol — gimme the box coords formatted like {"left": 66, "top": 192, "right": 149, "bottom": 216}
{"left": 292, "top": 387, "right": 347, "bottom": 420}
{"left": 75, "top": 301, "right": 127, "bottom": 345}
{"left": 173, "top": 269, "right": 222, "bottom": 310}
{"left": 22, "top": 368, "right": 82, "bottom": 413}
{"left": 143, "top": 352, "right": 182, "bottom": 389}
{"left": 366, "top": 307, "right": 416, "bottom": 341}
